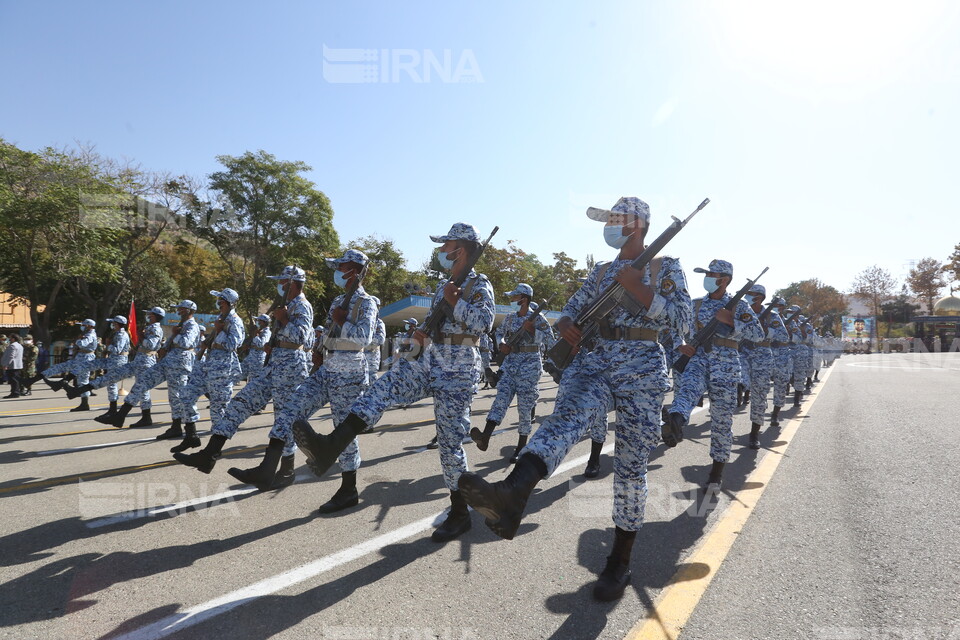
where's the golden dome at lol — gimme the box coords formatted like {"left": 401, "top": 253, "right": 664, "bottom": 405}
{"left": 933, "top": 295, "right": 960, "bottom": 316}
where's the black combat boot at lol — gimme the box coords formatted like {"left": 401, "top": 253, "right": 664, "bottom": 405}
{"left": 97, "top": 401, "right": 131, "bottom": 426}
{"left": 318, "top": 470, "right": 359, "bottom": 513}
{"left": 530, "top": 404, "right": 536, "bottom": 422}
{"left": 706, "top": 460, "right": 725, "bottom": 493}
{"left": 509, "top": 434, "right": 528, "bottom": 464}
{"left": 155, "top": 418, "right": 183, "bottom": 440}
{"left": 102, "top": 401, "right": 118, "bottom": 418}
{"left": 583, "top": 440, "right": 603, "bottom": 479}
{"left": 174, "top": 434, "right": 227, "bottom": 474}
{"left": 743, "top": 389, "right": 750, "bottom": 405}
{"left": 130, "top": 409, "right": 153, "bottom": 428}
{"left": 426, "top": 435, "right": 439, "bottom": 449}
{"left": 23, "top": 374, "right": 44, "bottom": 388}
{"left": 593, "top": 526, "right": 637, "bottom": 602}
{"left": 66, "top": 383, "right": 94, "bottom": 400}
{"left": 770, "top": 406, "right": 781, "bottom": 427}
{"left": 170, "top": 422, "right": 200, "bottom": 453}
{"left": 228, "top": 438, "right": 285, "bottom": 491}
{"left": 45, "top": 377, "right": 67, "bottom": 392}
{"left": 793, "top": 390, "right": 802, "bottom": 408}
{"left": 457, "top": 453, "right": 547, "bottom": 540}
{"left": 736, "top": 384, "right": 744, "bottom": 407}
{"left": 293, "top": 413, "right": 368, "bottom": 478}
{"left": 749, "top": 423, "right": 761, "bottom": 450}
{"left": 270, "top": 454, "right": 296, "bottom": 490}
{"left": 470, "top": 419, "right": 499, "bottom": 452}
{"left": 431, "top": 490, "right": 472, "bottom": 542}
{"left": 814, "top": 370, "right": 820, "bottom": 382}
{"left": 70, "top": 397, "right": 91, "bottom": 412}
{"left": 805, "top": 377, "right": 813, "bottom": 391}
{"left": 662, "top": 412, "right": 686, "bottom": 448}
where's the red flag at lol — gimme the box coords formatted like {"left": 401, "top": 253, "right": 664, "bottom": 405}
{"left": 128, "top": 299, "right": 138, "bottom": 346}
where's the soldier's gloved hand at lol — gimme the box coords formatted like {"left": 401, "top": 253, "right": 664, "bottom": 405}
{"left": 715, "top": 309, "right": 734, "bottom": 327}
{"left": 443, "top": 282, "right": 462, "bottom": 307}
{"left": 556, "top": 317, "right": 581, "bottom": 346}
{"left": 331, "top": 308, "right": 348, "bottom": 326}
{"left": 678, "top": 344, "right": 696, "bottom": 357}
{"left": 613, "top": 268, "right": 654, "bottom": 307}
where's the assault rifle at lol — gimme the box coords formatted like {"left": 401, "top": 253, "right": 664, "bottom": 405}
{"left": 547, "top": 198, "right": 710, "bottom": 370}
{"left": 672, "top": 266, "right": 768, "bottom": 373}
{"left": 494, "top": 297, "right": 552, "bottom": 366}
{"left": 412, "top": 226, "right": 499, "bottom": 359}
{"left": 262, "top": 292, "right": 291, "bottom": 367}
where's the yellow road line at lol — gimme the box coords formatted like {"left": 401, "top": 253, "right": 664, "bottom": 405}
{"left": 0, "top": 444, "right": 268, "bottom": 495}
{"left": 0, "top": 403, "right": 111, "bottom": 416}
{"left": 624, "top": 366, "right": 835, "bottom": 640}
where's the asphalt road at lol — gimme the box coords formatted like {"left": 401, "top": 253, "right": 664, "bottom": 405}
{"left": 1, "top": 353, "right": 954, "bottom": 639}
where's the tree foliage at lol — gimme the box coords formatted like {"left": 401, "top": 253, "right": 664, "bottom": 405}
{"left": 775, "top": 279, "right": 849, "bottom": 333}
{"left": 851, "top": 265, "right": 898, "bottom": 321}
{"left": 907, "top": 257, "right": 947, "bottom": 314}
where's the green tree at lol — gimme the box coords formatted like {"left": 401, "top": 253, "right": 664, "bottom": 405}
{"left": 775, "top": 279, "right": 849, "bottom": 334}
{"left": 907, "top": 257, "right": 947, "bottom": 313}
{"left": 190, "top": 150, "right": 340, "bottom": 319}
{"left": 851, "top": 265, "right": 897, "bottom": 322}
{"left": 341, "top": 235, "right": 423, "bottom": 312}
{"left": 946, "top": 243, "right": 960, "bottom": 286}
{"left": 881, "top": 286, "right": 921, "bottom": 323}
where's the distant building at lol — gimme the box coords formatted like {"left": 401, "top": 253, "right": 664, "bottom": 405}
{"left": 0, "top": 291, "right": 34, "bottom": 333}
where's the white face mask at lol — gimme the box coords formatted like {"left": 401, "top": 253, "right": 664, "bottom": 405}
{"left": 703, "top": 276, "right": 721, "bottom": 293}
{"left": 277, "top": 282, "right": 287, "bottom": 297}
{"left": 438, "top": 249, "right": 459, "bottom": 270}
{"left": 603, "top": 225, "right": 632, "bottom": 249}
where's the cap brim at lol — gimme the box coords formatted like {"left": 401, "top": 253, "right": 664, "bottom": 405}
{"left": 693, "top": 267, "right": 708, "bottom": 274}
{"left": 324, "top": 258, "right": 339, "bottom": 269}
{"left": 429, "top": 234, "right": 452, "bottom": 243}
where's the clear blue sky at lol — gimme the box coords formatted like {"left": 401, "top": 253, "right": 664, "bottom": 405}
{"left": 3, "top": 0, "right": 959, "bottom": 299}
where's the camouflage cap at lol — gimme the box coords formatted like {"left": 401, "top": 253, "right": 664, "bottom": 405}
{"left": 174, "top": 300, "right": 198, "bottom": 311}
{"left": 586, "top": 196, "right": 651, "bottom": 224}
{"left": 255, "top": 314, "right": 270, "bottom": 324}
{"left": 325, "top": 249, "right": 370, "bottom": 270}
{"left": 108, "top": 315, "right": 128, "bottom": 325}
{"left": 210, "top": 288, "right": 240, "bottom": 304}
{"left": 77, "top": 319, "right": 96, "bottom": 328}
{"left": 267, "top": 266, "right": 307, "bottom": 282}
{"left": 146, "top": 306, "right": 166, "bottom": 317}
{"left": 748, "top": 284, "right": 766, "bottom": 297}
{"left": 693, "top": 259, "right": 733, "bottom": 277}
{"left": 429, "top": 222, "right": 481, "bottom": 244}
{"left": 505, "top": 283, "right": 534, "bottom": 298}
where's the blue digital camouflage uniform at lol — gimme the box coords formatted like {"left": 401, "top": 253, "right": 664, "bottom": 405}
{"left": 66, "top": 324, "right": 131, "bottom": 402}
{"left": 741, "top": 314, "right": 775, "bottom": 425}
{"left": 790, "top": 317, "right": 811, "bottom": 387}
{"left": 241, "top": 325, "right": 271, "bottom": 381}
{"left": 523, "top": 255, "right": 692, "bottom": 531}
{"left": 670, "top": 293, "right": 764, "bottom": 462}
{"left": 123, "top": 317, "right": 201, "bottom": 421}
{"left": 42, "top": 326, "right": 99, "bottom": 398}
{"left": 210, "top": 293, "right": 313, "bottom": 456}
{"left": 365, "top": 317, "right": 385, "bottom": 382}
{"left": 293, "top": 287, "right": 377, "bottom": 472}
{"left": 488, "top": 308, "right": 552, "bottom": 436}
{"left": 767, "top": 310, "right": 793, "bottom": 408}
{"left": 182, "top": 309, "right": 245, "bottom": 424}
{"left": 479, "top": 332, "right": 492, "bottom": 372}
{"left": 350, "top": 271, "right": 495, "bottom": 490}
{"left": 90, "top": 320, "right": 163, "bottom": 409}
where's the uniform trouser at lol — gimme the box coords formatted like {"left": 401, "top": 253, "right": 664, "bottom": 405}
{"left": 124, "top": 359, "right": 190, "bottom": 420}
{"left": 58, "top": 354, "right": 129, "bottom": 401}
{"left": 42, "top": 354, "right": 96, "bottom": 398}
{"left": 793, "top": 346, "right": 812, "bottom": 384}
{"left": 182, "top": 357, "right": 238, "bottom": 425}
{"left": 211, "top": 349, "right": 310, "bottom": 457}
{"left": 486, "top": 354, "right": 541, "bottom": 436}
{"left": 523, "top": 358, "right": 664, "bottom": 531}
{"left": 351, "top": 356, "right": 475, "bottom": 491}
{"left": 670, "top": 349, "right": 740, "bottom": 463}
{"left": 770, "top": 347, "right": 793, "bottom": 408}
{"left": 744, "top": 347, "right": 774, "bottom": 424}
{"left": 292, "top": 364, "right": 368, "bottom": 472}
{"left": 739, "top": 352, "right": 751, "bottom": 388}
{"left": 92, "top": 355, "right": 155, "bottom": 409}
{"left": 241, "top": 352, "right": 265, "bottom": 382}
